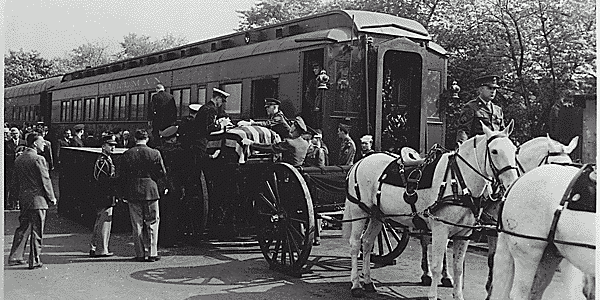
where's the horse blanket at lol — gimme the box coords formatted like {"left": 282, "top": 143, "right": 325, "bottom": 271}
{"left": 207, "top": 126, "right": 281, "bottom": 164}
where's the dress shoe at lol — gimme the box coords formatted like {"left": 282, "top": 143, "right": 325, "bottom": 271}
{"left": 147, "top": 256, "right": 161, "bottom": 262}
{"left": 28, "top": 263, "right": 43, "bottom": 270}
{"left": 8, "top": 259, "right": 27, "bottom": 266}
{"left": 132, "top": 257, "right": 146, "bottom": 262}
{"left": 91, "top": 252, "right": 114, "bottom": 258}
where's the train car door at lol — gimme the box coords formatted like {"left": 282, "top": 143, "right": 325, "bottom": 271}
{"left": 301, "top": 49, "right": 325, "bottom": 129}
{"left": 375, "top": 45, "right": 423, "bottom": 153}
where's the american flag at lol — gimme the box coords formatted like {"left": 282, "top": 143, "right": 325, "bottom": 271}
{"left": 207, "top": 125, "right": 281, "bottom": 163}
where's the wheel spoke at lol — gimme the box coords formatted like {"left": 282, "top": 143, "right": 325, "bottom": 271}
{"left": 386, "top": 223, "right": 402, "bottom": 242}
{"left": 287, "top": 221, "right": 306, "bottom": 241}
{"left": 265, "top": 181, "right": 279, "bottom": 206}
{"left": 271, "top": 171, "right": 281, "bottom": 206}
{"left": 285, "top": 230, "right": 296, "bottom": 266}
{"left": 382, "top": 226, "right": 393, "bottom": 252}
{"left": 257, "top": 193, "right": 278, "bottom": 213}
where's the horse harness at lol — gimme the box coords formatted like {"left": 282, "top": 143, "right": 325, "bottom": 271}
{"left": 498, "top": 163, "right": 596, "bottom": 250}
{"left": 346, "top": 134, "right": 517, "bottom": 232}
{"left": 515, "top": 147, "right": 566, "bottom": 176}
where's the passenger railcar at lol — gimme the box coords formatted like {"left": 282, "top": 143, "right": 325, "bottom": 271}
{"left": 48, "top": 10, "right": 449, "bottom": 158}
{"left": 4, "top": 76, "right": 62, "bottom": 127}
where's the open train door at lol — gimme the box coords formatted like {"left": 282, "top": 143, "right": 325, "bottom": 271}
{"left": 373, "top": 38, "right": 446, "bottom": 154}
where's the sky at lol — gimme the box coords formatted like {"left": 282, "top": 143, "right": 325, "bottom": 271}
{"left": 3, "top": 0, "right": 259, "bottom": 59}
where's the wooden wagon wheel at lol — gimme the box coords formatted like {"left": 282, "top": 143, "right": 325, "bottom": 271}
{"left": 196, "top": 169, "right": 210, "bottom": 235}
{"left": 255, "top": 162, "right": 315, "bottom": 276}
{"left": 369, "top": 220, "right": 410, "bottom": 265}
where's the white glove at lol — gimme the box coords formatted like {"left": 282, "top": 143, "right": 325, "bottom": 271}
{"left": 237, "top": 120, "right": 252, "bottom": 127}
{"left": 241, "top": 138, "right": 254, "bottom": 146}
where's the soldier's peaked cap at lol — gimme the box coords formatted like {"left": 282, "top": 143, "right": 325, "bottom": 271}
{"left": 213, "top": 88, "right": 230, "bottom": 98}
{"left": 189, "top": 104, "right": 202, "bottom": 112}
{"left": 160, "top": 125, "right": 178, "bottom": 139}
{"left": 102, "top": 135, "right": 118, "bottom": 145}
{"left": 475, "top": 75, "right": 500, "bottom": 88}
{"left": 264, "top": 98, "right": 281, "bottom": 106}
{"left": 73, "top": 124, "right": 85, "bottom": 130}
{"left": 294, "top": 116, "right": 307, "bottom": 132}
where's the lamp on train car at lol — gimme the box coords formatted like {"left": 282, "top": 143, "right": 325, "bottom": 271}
{"left": 314, "top": 70, "right": 330, "bottom": 112}
{"left": 451, "top": 81, "right": 461, "bottom": 99}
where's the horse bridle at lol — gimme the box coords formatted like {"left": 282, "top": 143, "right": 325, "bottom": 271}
{"left": 456, "top": 133, "right": 518, "bottom": 186}
{"left": 515, "top": 147, "right": 568, "bottom": 176}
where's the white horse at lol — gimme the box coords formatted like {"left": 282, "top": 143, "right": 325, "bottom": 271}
{"left": 413, "top": 135, "right": 580, "bottom": 298}
{"left": 343, "top": 121, "right": 519, "bottom": 300}
{"left": 491, "top": 163, "right": 596, "bottom": 300}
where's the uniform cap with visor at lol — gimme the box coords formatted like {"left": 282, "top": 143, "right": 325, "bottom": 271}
{"left": 213, "top": 88, "right": 230, "bottom": 100}
{"left": 475, "top": 75, "right": 500, "bottom": 88}
{"left": 264, "top": 98, "right": 281, "bottom": 107}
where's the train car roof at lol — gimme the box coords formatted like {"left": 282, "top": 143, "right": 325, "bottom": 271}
{"left": 56, "top": 10, "right": 446, "bottom": 87}
{"left": 5, "top": 76, "right": 63, "bottom": 98}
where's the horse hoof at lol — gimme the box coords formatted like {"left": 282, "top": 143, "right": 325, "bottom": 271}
{"left": 421, "top": 274, "right": 432, "bottom": 286}
{"left": 351, "top": 288, "right": 365, "bottom": 298}
{"left": 363, "top": 282, "right": 376, "bottom": 293}
{"left": 441, "top": 277, "right": 454, "bottom": 287}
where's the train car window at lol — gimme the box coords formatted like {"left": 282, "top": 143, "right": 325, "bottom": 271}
{"left": 73, "top": 99, "right": 83, "bottom": 122}
{"left": 129, "top": 93, "right": 146, "bottom": 121}
{"left": 12, "top": 107, "right": 17, "bottom": 121}
{"left": 113, "top": 95, "right": 127, "bottom": 120}
{"left": 34, "top": 105, "right": 40, "bottom": 121}
{"left": 172, "top": 88, "right": 191, "bottom": 118}
{"left": 61, "top": 101, "right": 71, "bottom": 122}
{"left": 84, "top": 98, "right": 96, "bottom": 121}
{"left": 251, "top": 78, "right": 278, "bottom": 119}
{"left": 198, "top": 87, "right": 206, "bottom": 104}
{"left": 98, "top": 96, "right": 110, "bottom": 121}
{"left": 424, "top": 70, "right": 441, "bottom": 119}
{"left": 221, "top": 83, "right": 242, "bottom": 115}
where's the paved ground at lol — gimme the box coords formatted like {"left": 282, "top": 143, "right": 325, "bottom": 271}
{"left": 3, "top": 205, "right": 587, "bottom": 300}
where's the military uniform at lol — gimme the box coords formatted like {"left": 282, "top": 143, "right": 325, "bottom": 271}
{"left": 90, "top": 136, "right": 118, "bottom": 257}
{"left": 253, "top": 98, "right": 292, "bottom": 139}
{"left": 156, "top": 126, "right": 187, "bottom": 246}
{"left": 338, "top": 136, "right": 356, "bottom": 165}
{"left": 251, "top": 116, "right": 309, "bottom": 167}
{"left": 456, "top": 75, "right": 505, "bottom": 143}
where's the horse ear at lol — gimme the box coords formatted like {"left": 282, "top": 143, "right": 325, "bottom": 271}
{"left": 480, "top": 120, "right": 493, "bottom": 136}
{"left": 502, "top": 119, "right": 515, "bottom": 136}
{"left": 564, "top": 136, "right": 579, "bottom": 154}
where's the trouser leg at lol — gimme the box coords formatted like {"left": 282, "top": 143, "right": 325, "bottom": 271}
{"left": 128, "top": 202, "right": 145, "bottom": 258}
{"left": 9, "top": 212, "right": 32, "bottom": 261}
{"left": 29, "top": 209, "right": 46, "bottom": 266}
{"left": 91, "top": 206, "right": 113, "bottom": 254}
{"left": 146, "top": 200, "right": 160, "bottom": 257}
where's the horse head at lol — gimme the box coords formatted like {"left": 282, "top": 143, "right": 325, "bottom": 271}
{"left": 515, "top": 135, "right": 578, "bottom": 174}
{"left": 479, "top": 120, "right": 518, "bottom": 190}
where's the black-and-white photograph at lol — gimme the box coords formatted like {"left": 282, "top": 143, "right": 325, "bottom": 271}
{"left": 4, "top": 0, "right": 596, "bottom": 299}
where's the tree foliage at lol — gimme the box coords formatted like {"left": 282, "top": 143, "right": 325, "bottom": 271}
{"left": 116, "top": 33, "right": 187, "bottom": 60}
{"left": 4, "top": 49, "right": 61, "bottom": 87}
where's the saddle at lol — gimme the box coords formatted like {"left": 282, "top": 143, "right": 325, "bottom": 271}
{"left": 379, "top": 147, "right": 443, "bottom": 190}
{"left": 566, "top": 164, "right": 596, "bottom": 213}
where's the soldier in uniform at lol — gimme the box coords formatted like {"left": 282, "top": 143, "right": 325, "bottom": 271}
{"left": 189, "top": 88, "right": 230, "bottom": 163}
{"left": 456, "top": 75, "right": 505, "bottom": 143}
{"left": 243, "top": 116, "right": 310, "bottom": 167}
{"left": 89, "top": 135, "right": 119, "bottom": 258}
{"left": 239, "top": 98, "right": 291, "bottom": 139}
{"left": 156, "top": 126, "right": 187, "bottom": 247}
{"left": 337, "top": 123, "right": 356, "bottom": 166}
{"left": 177, "top": 103, "right": 201, "bottom": 150}
{"left": 359, "top": 135, "right": 375, "bottom": 160}
{"left": 70, "top": 124, "right": 85, "bottom": 147}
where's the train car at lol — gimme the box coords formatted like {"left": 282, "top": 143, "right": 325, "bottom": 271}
{"left": 49, "top": 10, "right": 448, "bottom": 158}
{"left": 4, "top": 76, "right": 63, "bottom": 128}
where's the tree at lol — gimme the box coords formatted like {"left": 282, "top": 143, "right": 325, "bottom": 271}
{"left": 116, "top": 33, "right": 187, "bottom": 60}
{"left": 237, "top": 0, "right": 327, "bottom": 30}
{"left": 4, "top": 49, "right": 61, "bottom": 87}
{"left": 67, "top": 41, "right": 115, "bottom": 69}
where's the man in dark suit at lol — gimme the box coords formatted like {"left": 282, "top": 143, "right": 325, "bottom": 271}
{"left": 5, "top": 127, "right": 27, "bottom": 210}
{"left": 70, "top": 124, "right": 85, "bottom": 147}
{"left": 149, "top": 84, "right": 177, "bottom": 143}
{"left": 121, "top": 129, "right": 166, "bottom": 262}
{"left": 189, "top": 88, "right": 230, "bottom": 162}
{"left": 7, "top": 132, "right": 57, "bottom": 269}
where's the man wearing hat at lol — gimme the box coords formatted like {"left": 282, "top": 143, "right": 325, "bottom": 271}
{"left": 150, "top": 84, "right": 177, "bottom": 143}
{"left": 70, "top": 124, "right": 85, "bottom": 147}
{"left": 156, "top": 125, "right": 187, "bottom": 247}
{"left": 190, "top": 88, "right": 230, "bottom": 159}
{"left": 239, "top": 98, "right": 291, "bottom": 139}
{"left": 243, "top": 116, "right": 310, "bottom": 167}
{"left": 89, "top": 135, "right": 119, "bottom": 258}
{"left": 456, "top": 75, "right": 505, "bottom": 143}
{"left": 178, "top": 103, "right": 202, "bottom": 150}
